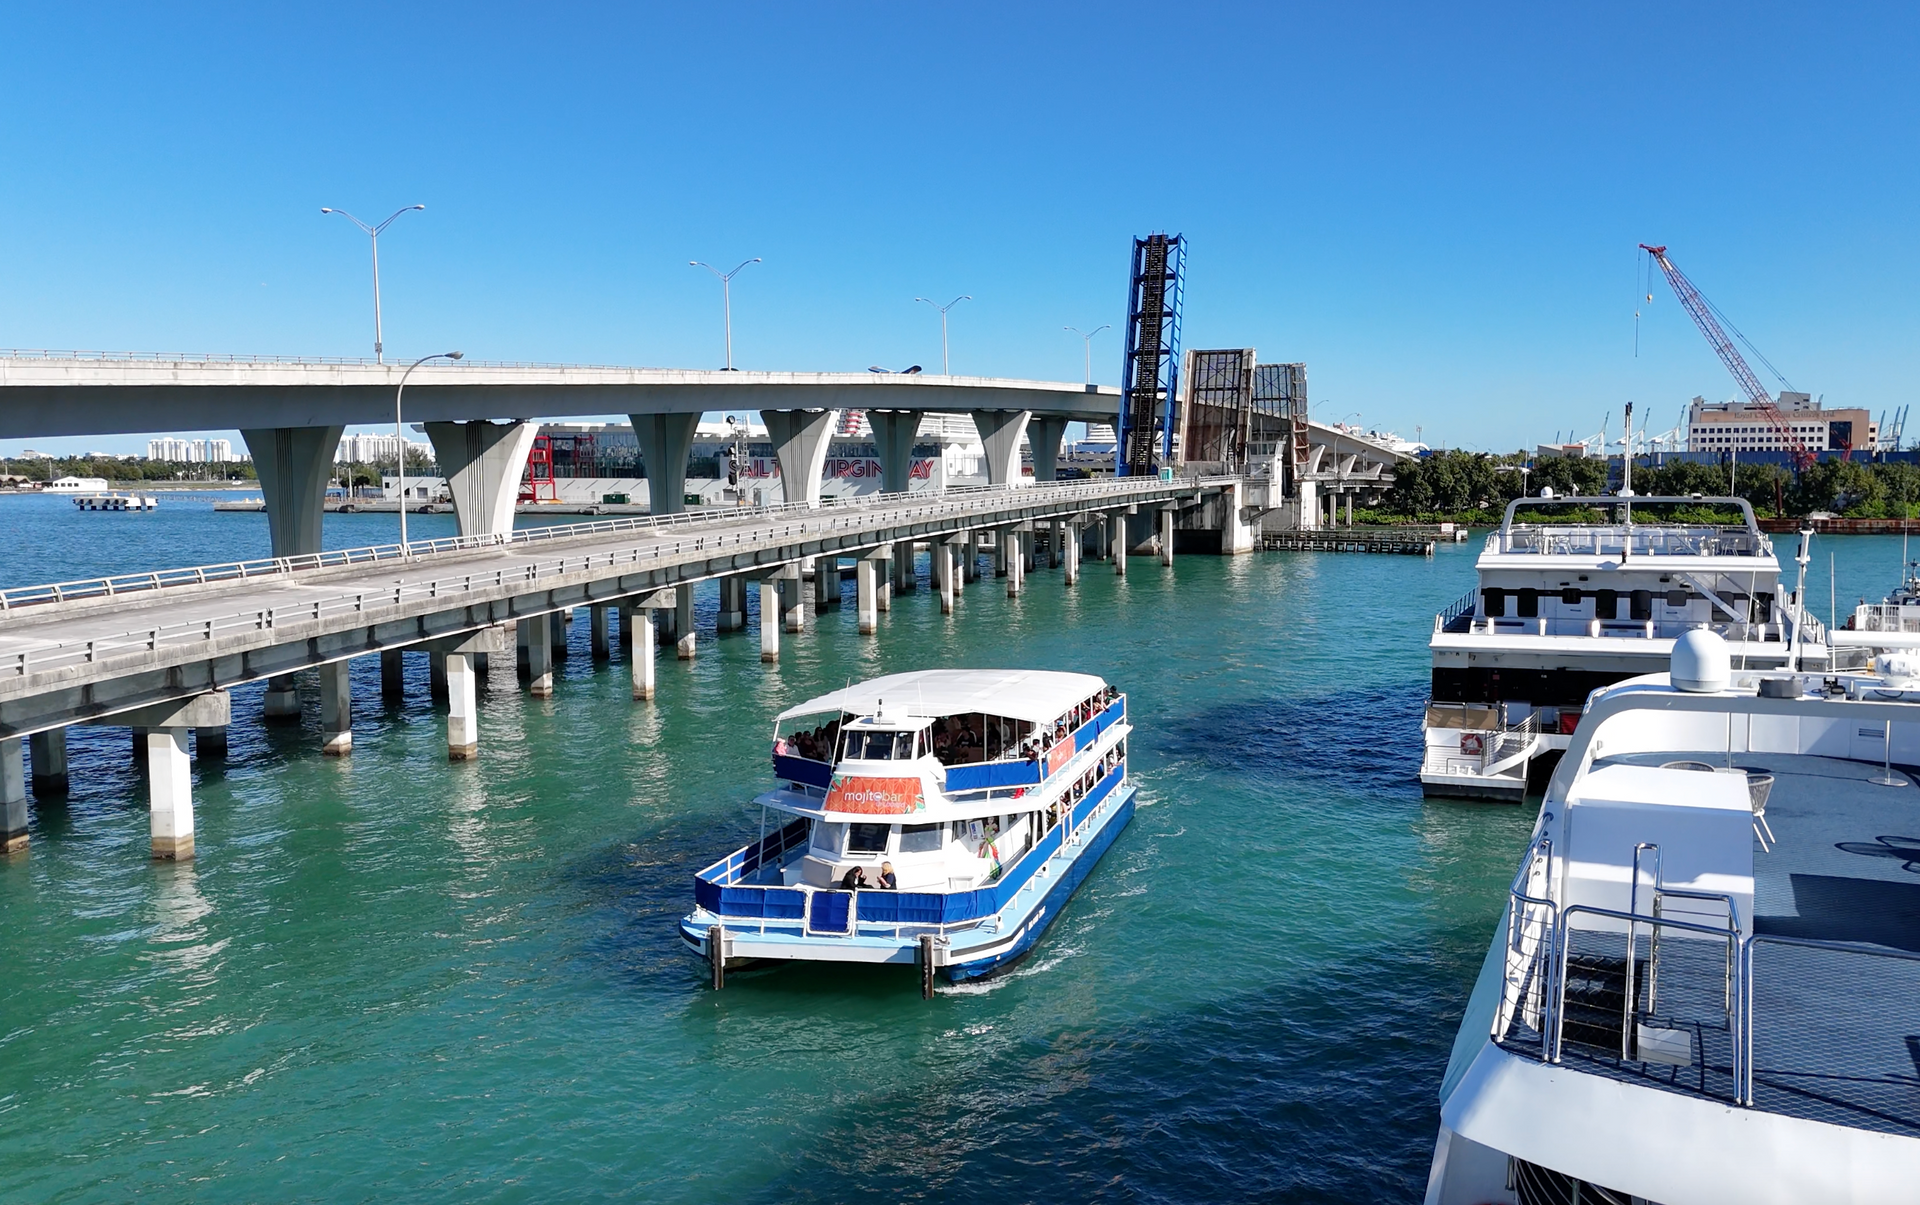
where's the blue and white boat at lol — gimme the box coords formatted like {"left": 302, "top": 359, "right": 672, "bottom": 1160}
{"left": 679, "top": 669, "right": 1134, "bottom": 989}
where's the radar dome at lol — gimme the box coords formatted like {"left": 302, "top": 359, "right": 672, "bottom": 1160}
{"left": 1877, "top": 653, "right": 1920, "bottom": 687}
{"left": 1671, "top": 629, "right": 1731, "bottom": 693}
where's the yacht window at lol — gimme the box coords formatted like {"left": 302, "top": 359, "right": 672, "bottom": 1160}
{"left": 1516, "top": 589, "right": 1539, "bottom": 618}
{"left": 895, "top": 731, "right": 918, "bottom": 760}
{"left": 1595, "top": 589, "right": 1618, "bottom": 619}
{"left": 1561, "top": 587, "right": 1581, "bottom": 605}
{"left": 900, "top": 823, "right": 943, "bottom": 854}
{"left": 847, "top": 823, "right": 891, "bottom": 854}
{"left": 843, "top": 731, "right": 894, "bottom": 760}
{"left": 811, "top": 821, "right": 846, "bottom": 857}
{"left": 1629, "top": 589, "right": 1653, "bottom": 620}
{"left": 1665, "top": 589, "right": 1688, "bottom": 608}
{"left": 1752, "top": 592, "right": 1774, "bottom": 622}
{"left": 1483, "top": 588, "right": 1506, "bottom": 618}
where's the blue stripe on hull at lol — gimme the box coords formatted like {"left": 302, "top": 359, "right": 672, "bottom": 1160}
{"left": 943, "top": 788, "right": 1136, "bottom": 983}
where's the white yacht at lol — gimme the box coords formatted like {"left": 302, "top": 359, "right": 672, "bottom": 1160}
{"left": 679, "top": 669, "right": 1134, "bottom": 992}
{"left": 1423, "top": 495, "right": 1825, "bottom": 802}
{"left": 1426, "top": 630, "right": 1917, "bottom": 1204}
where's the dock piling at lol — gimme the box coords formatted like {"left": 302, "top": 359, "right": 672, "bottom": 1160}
{"left": 1, "top": 738, "right": 26, "bottom": 853}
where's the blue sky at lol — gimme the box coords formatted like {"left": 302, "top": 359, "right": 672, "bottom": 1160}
{"left": 2, "top": 2, "right": 1915, "bottom": 456}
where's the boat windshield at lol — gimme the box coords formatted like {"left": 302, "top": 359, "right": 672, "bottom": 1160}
{"left": 842, "top": 729, "right": 919, "bottom": 761}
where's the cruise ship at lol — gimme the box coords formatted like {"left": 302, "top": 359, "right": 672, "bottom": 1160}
{"left": 679, "top": 669, "right": 1134, "bottom": 993}
{"left": 1423, "top": 495, "right": 1825, "bottom": 802}
{"left": 1426, "top": 630, "right": 1917, "bottom": 1204}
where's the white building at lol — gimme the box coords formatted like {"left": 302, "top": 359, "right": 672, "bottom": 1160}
{"left": 1685, "top": 392, "right": 1876, "bottom": 455}
{"left": 147, "top": 437, "right": 242, "bottom": 463}
{"left": 337, "top": 433, "right": 430, "bottom": 464}
{"left": 46, "top": 476, "right": 110, "bottom": 493}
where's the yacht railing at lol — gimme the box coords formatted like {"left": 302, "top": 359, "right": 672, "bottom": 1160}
{"left": 1852, "top": 604, "right": 1920, "bottom": 634}
{"left": 1496, "top": 524, "right": 1769, "bottom": 558}
{"left": 1433, "top": 588, "right": 1478, "bottom": 635}
{"left": 1421, "top": 711, "right": 1538, "bottom": 781}
{"left": 1495, "top": 877, "right": 1920, "bottom": 1128}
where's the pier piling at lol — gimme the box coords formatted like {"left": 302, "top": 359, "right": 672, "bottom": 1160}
{"left": 857, "top": 559, "right": 878, "bottom": 635}
{"left": 675, "top": 585, "right": 696, "bottom": 660}
{"left": 631, "top": 608, "right": 656, "bottom": 701}
{"left": 525, "top": 616, "right": 555, "bottom": 697}
{"left": 30, "top": 729, "right": 68, "bottom": 798}
{"left": 446, "top": 653, "right": 479, "bottom": 760}
{"left": 146, "top": 728, "right": 194, "bottom": 861}
{"left": 381, "top": 650, "right": 405, "bottom": 699}
{"left": 1, "top": 739, "right": 26, "bottom": 853}
{"left": 319, "top": 661, "right": 352, "bottom": 756}
{"left": 590, "top": 604, "right": 610, "bottom": 660}
{"left": 759, "top": 580, "right": 780, "bottom": 663}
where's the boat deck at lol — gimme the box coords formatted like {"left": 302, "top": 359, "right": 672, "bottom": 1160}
{"left": 1505, "top": 752, "right": 1920, "bottom": 1137}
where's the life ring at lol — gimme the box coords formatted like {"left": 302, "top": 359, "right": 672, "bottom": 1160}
{"left": 1460, "top": 733, "right": 1484, "bottom": 756}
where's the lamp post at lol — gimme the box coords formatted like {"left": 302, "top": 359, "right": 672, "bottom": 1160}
{"left": 1064, "top": 324, "right": 1111, "bottom": 384}
{"left": 914, "top": 295, "right": 971, "bottom": 375}
{"left": 395, "top": 351, "right": 462, "bottom": 552}
{"left": 320, "top": 205, "right": 426, "bottom": 363}
{"left": 690, "top": 258, "right": 761, "bottom": 370}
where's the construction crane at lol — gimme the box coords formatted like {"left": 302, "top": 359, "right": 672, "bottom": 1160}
{"left": 1640, "top": 244, "right": 1816, "bottom": 471}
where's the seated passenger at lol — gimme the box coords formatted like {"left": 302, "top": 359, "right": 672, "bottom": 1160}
{"left": 840, "top": 866, "right": 868, "bottom": 890}
{"left": 875, "top": 862, "right": 898, "bottom": 890}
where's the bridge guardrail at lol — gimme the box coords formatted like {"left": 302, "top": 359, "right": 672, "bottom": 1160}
{"left": 0, "top": 476, "right": 1223, "bottom": 679}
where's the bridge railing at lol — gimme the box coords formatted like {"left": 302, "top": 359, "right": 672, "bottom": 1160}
{"left": 0, "top": 479, "right": 1218, "bottom": 674}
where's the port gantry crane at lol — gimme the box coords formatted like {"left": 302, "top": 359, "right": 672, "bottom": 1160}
{"left": 1639, "top": 243, "right": 1820, "bottom": 471}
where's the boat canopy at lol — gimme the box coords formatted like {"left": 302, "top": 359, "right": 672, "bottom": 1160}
{"left": 775, "top": 669, "right": 1108, "bottom": 727}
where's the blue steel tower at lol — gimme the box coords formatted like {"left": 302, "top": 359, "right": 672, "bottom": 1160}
{"left": 1117, "top": 233, "right": 1185, "bottom": 477}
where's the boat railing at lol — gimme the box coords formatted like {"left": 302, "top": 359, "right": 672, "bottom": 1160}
{"left": 1420, "top": 710, "right": 1538, "bottom": 780}
{"left": 1433, "top": 588, "right": 1477, "bottom": 635}
{"left": 694, "top": 762, "right": 1127, "bottom": 937}
{"left": 1852, "top": 603, "right": 1920, "bottom": 634}
{"left": 1494, "top": 524, "right": 1769, "bottom": 558}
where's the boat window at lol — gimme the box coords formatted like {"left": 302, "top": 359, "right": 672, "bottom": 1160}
{"left": 842, "top": 731, "right": 893, "bottom": 760}
{"left": 1629, "top": 589, "right": 1653, "bottom": 620}
{"left": 1665, "top": 589, "right": 1688, "bottom": 608}
{"left": 1516, "top": 589, "right": 1539, "bottom": 618}
{"left": 1483, "top": 588, "right": 1506, "bottom": 618}
{"left": 899, "top": 823, "right": 943, "bottom": 854}
{"left": 1595, "top": 589, "right": 1618, "bottom": 619}
{"left": 1561, "top": 587, "right": 1581, "bottom": 605}
{"left": 847, "top": 823, "right": 891, "bottom": 854}
{"left": 811, "top": 821, "right": 846, "bottom": 857}
{"left": 1752, "top": 592, "right": 1773, "bottom": 622}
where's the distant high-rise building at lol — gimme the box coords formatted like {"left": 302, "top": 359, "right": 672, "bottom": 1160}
{"left": 336, "top": 433, "right": 427, "bottom": 464}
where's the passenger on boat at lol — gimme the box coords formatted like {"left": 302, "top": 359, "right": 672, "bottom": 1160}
{"left": 875, "top": 862, "right": 897, "bottom": 890}
{"left": 840, "top": 866, "right": 868, "bottom": 890}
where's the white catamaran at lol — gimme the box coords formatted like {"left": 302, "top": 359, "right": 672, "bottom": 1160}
{"left": 679, "top": 669, "right": 1134, "bottom": 991}
{"left": 1427, "top": 630, "right": 1917, "bottom": 1203}
{"left": 1424, "top": 495, "right": 1826, "bottom": 802}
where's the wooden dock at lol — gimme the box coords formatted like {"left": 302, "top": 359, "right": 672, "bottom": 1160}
{"left": 1260, "top": 526, "right": 1445, "bottom": 555}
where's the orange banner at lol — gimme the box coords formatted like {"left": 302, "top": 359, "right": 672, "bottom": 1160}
{"left": 1046, "top": 735, "right": 1076, "bottom": 776}
{"left": 824, "top": 774, "right": 926, "bottom": 815}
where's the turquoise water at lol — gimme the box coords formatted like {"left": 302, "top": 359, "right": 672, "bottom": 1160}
{"left": 0, "top": 498, "right": 1902, "bottom": 1201}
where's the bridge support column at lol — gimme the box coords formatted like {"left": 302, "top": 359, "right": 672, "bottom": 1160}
{"left": 1023, "top": 529, "right": 1036, "bottom": 574}
{"left": 243, "top": 424, "right": 345, "bottom": 558}
{"left": 381, "top": 650, "right": 405, "bottom": 699}
{"left": 761, "top": 409, "right": 839, "bottom": 507}
{"left": 857, "top": 559, "right": 879, "bottom": 635}
{"left": 1027, "top": 416, "right": 1067, "bottom": 482}
{"left": 631, "top": 608, "right": 657, "bottom": 701}
{"left": 264, "top": 677, "right": 300, "bottom": 721}
{"left": 1111, "top": 511, "right": 1128, "bottom": 576}
{"left": 631, "top": 412, "right": 701, "bottom": 516}
{"left": 1160, "top": 506, "right": 1176, "bottom": 567}
{"left": 759, "top": 581, "right": 781, "bottom": 662}
{"left": 994, "top": 530, "right": 1009, "bottom": 577}
{"left": 676, "top": 585, "right": 697, "bottom": 660}
{"left": 1048, "top": 520, "right": 1063, "bottom": 569}
{"left": 524, "top": 617, "right": 554, "bottom": 697}
{"left": 147, "top": 729, "right": 193, "bottom": 861}
{"left": 1222, "top": 483, "right": 1256, "bottom": 554}
{"left": 877, "top": 553, "right": 892, "bottom": 613}
{"left": 590, "top": 605, "right": 610, "bottom": 660}
{"left": 319, "top": 661, "right": 352, "bottom": 757}
{"left": 30, "top": 729, "right": 68, "bottom": 798}
{"left": 964, "top": 532, "right": 981, "bottom": 582}
{"left": 718, "top": 576, "right": 748, "bottom": 633}
{"left": 1064, "top": 520, "right": 1081, "bottom": 585}
{"left": 870, "top": 411, "right": 918, "bottom": 496}
{"left": 423, "top": 420, "right": 540, "bottom": 537}
{"left": 972, "top": 410, "right": 1032, "bottom": 487}
{"left": 1, "top": 739, "right": 26, "bottom": 853}
{"left": 1345, "top": 494, "right": 1353, "bottom": 526}
{"left": 1007, "top": 530, "right": 1025, "bottom": 598}
{"left": 196, "top": 727, "right": 227, "bottom": 762}
{"left": 815, "top": 557, "right": 839, "bottom": 610}
{"left": 550, "top": 609, "right": 569, "bottom": 657}
{"left": 893, "top": 541, "right": 914, "bottom": 593}
{"left": 935, "top": 540, "right": 955, "bottom": 614}
{"left": 447, "top": 653, "right": 479, "bottom": 760}
{"left": 782, "top": 573, "right": 806, "bottom": 633}
{"left": 430, "top": 651, "right": 449, "bottom": 700}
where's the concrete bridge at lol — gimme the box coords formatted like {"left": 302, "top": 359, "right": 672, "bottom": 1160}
{"left": 0, "top": 475, "right": 1261, "bottom": 861}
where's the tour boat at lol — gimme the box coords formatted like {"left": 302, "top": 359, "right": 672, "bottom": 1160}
{"left": 679, "top": 669, "right": 1134, "bottom": 989}
{"left": 1422, "top": 494, "right": 1824, "bottom": 802}
{"left": 1426, "top": 630, "right": 1917, "bottom": 1204}
{"left": 71, "top": 491, "right": 157, "bottom": 511}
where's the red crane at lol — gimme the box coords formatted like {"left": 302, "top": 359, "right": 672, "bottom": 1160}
{"left": 1639, "top": 244, "right": 1818, "bottom": 471}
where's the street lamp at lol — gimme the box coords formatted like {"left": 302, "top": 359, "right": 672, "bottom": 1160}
{"left": 1064, "top": 324, "right": 1111, "bottom": 384}
{"left": 395, "top": 351, "right": 462, "bottom": 552}
{"left": 320, "top": 205, "right": 426, "bottom": 363}
{"left": 690, "top": 258, "right": 761, "bottom": 370}
{"left": 914, "top": 295, "right": 971, "bottom": 375}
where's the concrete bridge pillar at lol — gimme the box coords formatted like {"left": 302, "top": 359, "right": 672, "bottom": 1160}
{"left": 718, "top": 576, "right": 748, "bottom": 633}
{"left": 146, "top": 729, "right": 193, "bottom": 860}
{"left": 893, "top": 541, "right": 914, "bottom": 593}
{"left": 30, "top": 729, "right": 68, "bottom": 798}
{"left": 381, "top": 650, "right": 405, "bottom": 699}
{"left": 870, "top": 411, "right": 918, "bottom": 495}
{"left": 429, "top": 650, "right": 449, "bottom": 700}
{"left": 1049, "top": 519, "right": 1064, "bottom": 569}
{"left": 1221, "top": 483, "right": 1256, "bottom": 554}
{"left": 447, "top": 653, "right": 479, "bottom": 760}
{"left": 631, "top": 608, "right": 657, "bottom": 701}
{"left": 933, "top": 537, "right": 956, "bottom": 610}
{"left": 524, "top": 616, "right": 554, "bottom": 697}
{"left": 761, "top": 409, "right": 839, "bottom": 507}
{"left": 994, "top": 530, "right": 1009, "bottom": 578}
{"left": 814, "top": 556, "right": 839, "bottom": 610}
{"left": 631, "top": 412, "right": 701, "bottom": 516}
{"left": 423, "top": 420, "right": 540, "bottom": 537}
{"left": 972, "top": 410, "right": 1031, "bottom": 488}
{"left": 676, "top": 584, "right": 697, "bottom": 660}
{"left": 243, "top": 424, "right": 346, "bottom": 559}
{"left": 1345, "top": 494, "right": 1354, "bottom": 526}
{"left": 1, "top": 738, "right": 25, "bottom": 853}
{"left": 1023, "top": 528, "right": 1037, "bottom": 574}
{"left": 857, "top": 558, "right": 879, "bottom": 635}
{"left": 1160, "top": 506, "right": 1176, "bottom": 567}
{"left": 1027, "top": 416, "right": 1067, "bottom": 482}
{"left": 964, "top": 532, "right": 981, "bottom": 583}
{"left": 876, "top": 551, "right": 892, "bottom": 613}
{"left": 550, "top": 609, "right": 569, "bottom": 658}
{"left": 590, "top": 604, "right": 611, "bottom": 660}
{"left": 1064, "top": 520, "right": 1081, "bottom": 585}
{"left": 782, "top": 571, "right": 807, "bottom": 633}
{"left": 196, "top": 727, "right": 227, "bottom": 762}
{"left": 759, "top": 580, "right": 781, "bottom": 663}
{"left": 319, "top": 661, "right": 352, "bottom": 757}
{"left": 264, "top": 679, "right": 300, "bottom": 721}
{"left": 1006, "top": 530, "right": 1026, "bottom": 598}
{"left": 1111, "top": 510, "right": 1129, "bottom": 576}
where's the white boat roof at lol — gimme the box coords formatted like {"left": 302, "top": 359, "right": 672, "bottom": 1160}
{"left": 776, "top": 669, "right": 1107, "bottom": 726}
